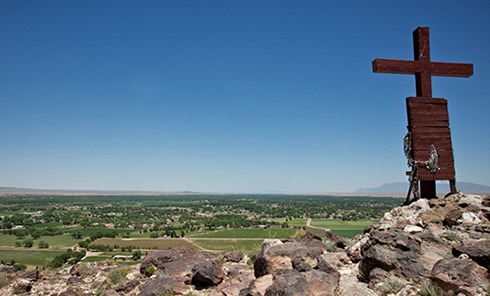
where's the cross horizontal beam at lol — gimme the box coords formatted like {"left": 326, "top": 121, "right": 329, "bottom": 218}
{"left": 372, "top": 59, "right": 473, "bottom": 77}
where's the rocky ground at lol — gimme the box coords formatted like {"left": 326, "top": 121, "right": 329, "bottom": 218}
{"left": 1, "top": 192, "right": 489, "bottom": 295}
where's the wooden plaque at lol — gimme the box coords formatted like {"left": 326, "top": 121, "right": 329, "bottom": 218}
{"left": 406, "top": 97, "right": 455, "bottom": 181}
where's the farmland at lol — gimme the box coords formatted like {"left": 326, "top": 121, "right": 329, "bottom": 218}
{"left": 0, "top": 249, "right": 65, "bottom": 266}
{"left": 0, "top": 194, "right": 400, "bottom": 265}
{"left": 187, "top": 228, "right": 297, "bottom": 239}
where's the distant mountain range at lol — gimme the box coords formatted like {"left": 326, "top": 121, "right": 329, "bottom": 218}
{"left": 356, "top": 182, "right": 490, "bottom": 194}
{"left": 0, "top": 186, "right": 200, "bottom": 196}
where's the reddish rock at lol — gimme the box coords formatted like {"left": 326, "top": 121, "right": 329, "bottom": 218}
{"left": 367, "top": 268, "right": 388, "bottom": 289}
{"left": 217, "top": 265, "right": 254, "bottom": 296}
{"left": 66, "top": 276, "right": 85, "bottom": 286}
{"left": 12, "top": 279, "right": 32, "bottom": 294}
{"left": 263, "top": 269, "right": 339, "bottom": 296}
{"left": 263, "top": 269, "right": 309, "bottom": 296}
{"left": 191, "top": 259, "right": 224, "bottom": 288}
{"left": 452, "top": 240, "right": 490, "bottom": 268}
{"left": 223, "top": 252, "right": 242, "bottom": 263}
{"left": 482, "top": 196, "right": 490, "bottom": 207}
{"left": 324, "top": 230, "right": 347, "bottom": 249}
{"left": 138, "top": 277, "right": 191, "bottom": 296}
{"left": 318, "top": 252, "right": 351, "bottom": 269}
{"left": 140, "top": 247, "right": 208, "bottom": 278}
{"left": 239, "top": 274, "right": 273, "bottom": 296}
{"left": 430, "top": 258, "right": 488, "bottom": 296}
{"left": 115, "top": 279, "right": 140, "bottom": 293}
{"left": 443, "top": 209, "right": 462, "bottom": 227}
{"left": 253, "top": 241, "right": 322, "bottom": 278}
{"left": 70, "top": 263, "right": 96, "bottom": 277}
{"left": 358, "top": 229, "right": 429, "bottom": 281}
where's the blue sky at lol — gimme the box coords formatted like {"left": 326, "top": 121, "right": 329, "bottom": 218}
{"left": 1, "top": 1, "right": 489, "bottom": 193}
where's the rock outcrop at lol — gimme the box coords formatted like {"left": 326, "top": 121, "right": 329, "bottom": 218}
{"left": 241, "top": 239, "right": 340, "bottom": 296}
{"left": 354, "top": 193, "right": 490, "bottom": 295}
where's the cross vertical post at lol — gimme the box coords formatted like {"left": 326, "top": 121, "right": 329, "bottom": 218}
{"left": 413, "top": 27, "right": 432, "bottom": 98}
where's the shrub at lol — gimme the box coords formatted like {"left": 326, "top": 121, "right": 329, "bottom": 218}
{"left": 108, "top": 267, "right": 130, "bottom": 285}
{"left": 445, "top": 231, "right": 459, "bottom": 242}
{"left": 13, "top": 263, "right": 27, "bottom": 271}
{"left": 381, "top": 280, "right": 405, "bottom": 295}
{"left": 145, "top": 265, "right": 156, "bottom": 277}
{"left": 419, "top": 280, "right": 442, "bottom": 296}
{"left": 289, "top": 230, "right": 306, "bottom": 241}
{"left": 132, "top": 250, "right": 142, "bottom": 260}
{"left": 0, "top": 272, "right": 8, "bottom": 288}
{"left": 323, "top": 241, "right": 336, "bottom": 252}
{"left": 23, "top": 239, "right": 33, "bottom": 248}
{"left": 47, "top": 249, "right": 85, "bottom": 268}
{"left": 38, "top": 240, "right": 49, "bottom": 249}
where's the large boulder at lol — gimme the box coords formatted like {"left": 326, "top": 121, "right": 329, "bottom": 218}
{"left": 115, "top": 279, "right": 140, "bottom": 293}
{"left": 217, "top": 264, "right": 254, "bottom": 296}
{"left": 380, "top": 199, "right": 430, "bottom": 226}
{"left": 323, "top": 230, "right": 347, "bottom": 249}
{"left": 239, "top": 274, "right": 273, "bottom": 296}
{"left": 191, "top": 259, "right": 225, "bottom": 288}
{"left": 139, "top": 247, "right": 224, "bottom": 293}
{"left": 223, "top": 251, "right": 242, "bottom": 263}
{"left": 138, "top": 276, "right": 191, "bottom": 296}
{"left": 12, "top": 279, "right": 33, "bottom": 294}
{"left": 70, "top": 262, "right": 97, "bottom": 277}
{"left": 358, "top": 229, "right": 429, "bottom": 281}
{"left": 259, "top": 269, "right": 339, "bottom": 296}
{"left": 452, "top": 240, "right": 490, "bottom": 269}
{"left": 244, "top": 239, "right": 340, "bottom": 296}
{"left": 430, "top": 258, "right": 488, "bottom": 296}
{"left": 140, "top": 247, "right": 204, "bottom": 278}
{"left": 443, "top": 209, "right": 462, "bottom": 227}
{"left": 262, "top": 269, "right": 309, "bottom": 296}
{"left": 253, "top": 240, "right": 323, "bottom": 277}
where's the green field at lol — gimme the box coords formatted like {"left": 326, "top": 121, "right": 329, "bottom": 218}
{"left": 310, "top": 219, "right": 374, "bottom": 229}
{"left": 287, "top": 219, "right": 308, "bottom": 226}
{"left": 308, "top": 219, "right": 374, "bottom": 238}
{"left": 83, "top": 255, "right": 111, "bottom": 262}
{"left": 0, "top": 234, "right": 79, "bottom": 248}
{"left": 83, "top": 252, "right": 132, "bottom": 262}
{"left": 91, "top": 238, "right": 197, "bottom": 250}
{"left": 188, "top": 228, "right": 297, "bottom": 239}
{"left": 33, "top": 235, "right": 80, "bottom": 248}
{"left": 0, "top": 234, "right": 18, "bottom": 246}
{"left": 0, "top": 249, "right": 65, "bottom": 266}
{"left": 191, "top": 239, "right": 262, "bottom": 253}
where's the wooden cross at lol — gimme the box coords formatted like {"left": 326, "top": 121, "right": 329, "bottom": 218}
{"left": 372, "top": 27, "right": 473, "bottom": 199}
{"left": 373, "top": 27, "right": 473, "bottom": 97}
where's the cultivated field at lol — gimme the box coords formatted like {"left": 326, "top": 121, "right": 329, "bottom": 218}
{"left": 187, "top": 228, "right": 297, "bottom": 239}
{"left": 0, "top": 234, "right": 79, "bottom": 248}
{"left": 0, "top": 249, "right": 65, "bottom": 266}
{"left": 191, "top": 239, "right": 262, "bottom": 253}
{"left": 91, "top": 238, "right": 197, "bottom": 250}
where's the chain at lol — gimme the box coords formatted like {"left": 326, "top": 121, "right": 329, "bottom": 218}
{"left": 403, "top": 132, "right": 440, "bottom": 204}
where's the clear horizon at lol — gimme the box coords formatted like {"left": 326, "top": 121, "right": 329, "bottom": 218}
{"left": 1, "top": 1, "right": 489, "bottom": 192}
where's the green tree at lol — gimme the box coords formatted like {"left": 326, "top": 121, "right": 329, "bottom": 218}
{"left": 13, "top": 263, "right": 27, "bottom": 271}
{"left": 71, "top": 231, "right": 83, "bottom": 239}
{"left": 38, "top": 240, "right": 49, "bottom": 249}
{"left": 132, "top": 250, "right": 142, "bottom": 260}
{"left": 23, "top": 239, "right": 33, "bottom": 248}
